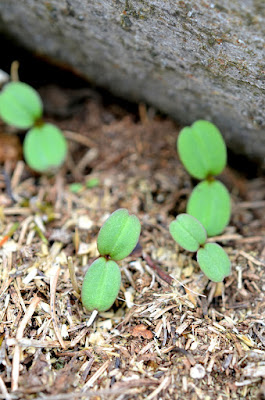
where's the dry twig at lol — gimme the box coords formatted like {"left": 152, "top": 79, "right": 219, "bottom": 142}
{"left": 50, "top": 264, "right": 66, "bottom": 349}
{"left": 11, "top": 295, "right": 41, "bottom": 392}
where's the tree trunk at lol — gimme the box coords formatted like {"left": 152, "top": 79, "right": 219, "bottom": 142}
{"left": 0, "top": 0, "right": 264, "bottom": 164}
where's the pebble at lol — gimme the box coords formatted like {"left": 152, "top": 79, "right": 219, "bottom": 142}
{"left": 190, "top": 364, "right": 206, "bottom": 379}
{"left": 0, "top": 69, "right": 9, "bottom": 87}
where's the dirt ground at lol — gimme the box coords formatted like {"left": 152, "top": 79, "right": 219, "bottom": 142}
{"left": 0, "top": 78, "right": 265, "bottom": 400}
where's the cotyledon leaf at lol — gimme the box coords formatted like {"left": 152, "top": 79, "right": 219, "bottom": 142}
{"left": 81, "top": 257, "right": 121, "bottom": 312}
{"left": 23, "top": 123, "right": 67, "bottom": 172}
{"left": 97, "top": 209, "right": 141, "bottom": 261}
{"left": 177, "top": 120, "right": 227, "bottom": 180}
{"left": 0, "top": 81, "right": 43, "bottom": 129}
{"left": 187, "top": 180, "right": 231, "bottom": 237}
{"left": 169, "top": 213, "right": 207, "bottom": 252}
{"left": 197, "top": 243, "right": 231, "bottom": 282}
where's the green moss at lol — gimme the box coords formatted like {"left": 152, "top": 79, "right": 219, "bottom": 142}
{"left": 123, "top": 0, "right": 155, "bottom": 20}
{"left": 208, "top": 37, "right": 216, "bottom": 46}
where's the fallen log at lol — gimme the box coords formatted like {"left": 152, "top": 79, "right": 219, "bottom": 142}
{"left": 0, "top": 1, "right": 264, "bottom": 163}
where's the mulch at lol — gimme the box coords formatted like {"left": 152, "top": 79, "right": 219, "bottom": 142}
{"left": 0, "top": 84, "right": 265, "bottom": 400}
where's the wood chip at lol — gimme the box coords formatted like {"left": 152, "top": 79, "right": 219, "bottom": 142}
{"left": 11, "top": 296, "right": 41, "bottom": 391}
{"left": 50, "top": 264, "right": 66, "bottom": 349}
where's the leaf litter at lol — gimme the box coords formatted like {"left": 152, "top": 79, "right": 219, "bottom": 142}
{"left": 0, "top": 87, "right": 265, "bottom": 400}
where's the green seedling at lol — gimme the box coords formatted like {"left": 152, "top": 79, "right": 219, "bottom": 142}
{"left": 97, "top": 208, "right": 141, "bottom": 261}
{"left": 177, "top": 120, "right": 227, "bottom": 180}
{"left": 177, "top": 120, "right": 231, "bottom": 237}
{"left": 81, "top": 257, "right": 121, "bottom": 312}
{"left": 80, "top": 208, "right": 141, "bottom": 314}
{"left": 0, "top": 81, "right": 42, "bottom": 129}
{"left": 197, "top": 243, "right": 231, "bottom": 283}
{"left": 69, "top": 183, "right": 84, "bottom": 193}
{"left": 0, "top": 81, "right": 67, "bottom": 172}
{"left": 24, "top": 124, "right": 67, "bottom": 172}
{"left": 187, "top": 180, "right": 231, "bottom": 237}
{"left": 69, "top": 178, "right": 99, "bottom": 194}
{"left": 169, "top": 213, "right": 231, "bottom": 282}
{"left": 169, "top": 213, "right": 207, "bottom": 252}
{"left": 86, "top": 177, "right": 99, "bottom": 188}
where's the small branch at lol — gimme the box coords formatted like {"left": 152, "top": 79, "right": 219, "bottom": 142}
{"left": 143, "top": 253, "right": 173, "bottom": 285}
{"left": 86, "top": 310, "right": 98, "bottom": 327}
{"left": 68, "top": 257, "right": 80, "bottom": 295}
{"left": 0, "top": 375, "right": 12, "bottom": 400}
{"left": 50, "top": 264, "right": 66, "bottom": 349}
{"left": 82, "top": 360, "right": 110, "bottom": 391}
{"left": 11, "top": 296, "right": 41, "bottom": 391}
{"left": 10, "top": 60, "right": 20, "bottom": 81}
{"left": 3, "top": 168, "right": 16, "bottom": 203}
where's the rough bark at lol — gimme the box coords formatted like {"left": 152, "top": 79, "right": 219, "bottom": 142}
{"left": 0, "top": 1, "right": 264, "bottom": 163}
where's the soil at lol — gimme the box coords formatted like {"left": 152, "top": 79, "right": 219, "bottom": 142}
{"left": 0, "top": 57, "right": 265, "bottom": 400}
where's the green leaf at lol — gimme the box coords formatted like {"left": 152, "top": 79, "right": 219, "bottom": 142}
{"left": 81, "top": 257, "right": 121, "bottom": 312}
{"left": 197, "top": 243, "right": 231, "bottom": 282}
{"left": 23, "top": 123, "right": 67, "bottom": 172}
{"left": 177, "top": 120, "right": 227, "bottom": 179}
{"left": 86, "top": 177, "right": 99, "bottom": 188}
{"left": 0, "top": 82, "right": 43, "bottom": 129}
{"left": 169, "top": 213, "right": 207, "bottom": 252}
{"left": 187, "top": 180, "right": 230, "bottom": 236}
{"left": 97, "top": 209, "right": 141, "bottom": 261}
{"left": 69, "top": 183, "right": 83, "bottom": 193}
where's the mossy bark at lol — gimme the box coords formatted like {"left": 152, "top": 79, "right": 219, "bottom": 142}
{"left": 0, "top": 1, "right": 264, "bottom": 163}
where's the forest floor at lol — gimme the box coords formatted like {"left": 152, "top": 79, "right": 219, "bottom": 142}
{"left": 0, "top": 78, "right": 265, "bottom": 400}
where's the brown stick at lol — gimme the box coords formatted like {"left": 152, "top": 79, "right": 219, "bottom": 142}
{"left": 50, "top": 264, "right": 66, "bottom": 349}
{"left": 143, "top": 253, "right": 173, "bottom": 285}
{"left": 11, "top": 296, "right": 41, "bottom": 391}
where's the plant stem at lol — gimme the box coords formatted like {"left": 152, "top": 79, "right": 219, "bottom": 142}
{"left": 68, "top": 256, "right": 80, "bottom": 295}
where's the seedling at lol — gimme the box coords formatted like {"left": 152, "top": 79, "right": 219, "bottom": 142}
{"left": 86, "top": 177, "right": 99, "bottom": 188}
{"left": 0, "top": 81, "right": 42, "bottom": 129}
{"left": 197, "top": 243, "right": 231, "bottom": 283}
{"left": 81, "top": 209, "right": 141, "bottom": 313}
{"left": 0, "top": 81, "right": 67, "bottom": 172}
{"left": 169, "top": 213, "right": 231, "bottom": 282}
{"left": 169, "top": 213, "right": 207, "bottom": 252}
{"left": 177, "top": 120, "right": 231, "bottom": 236}
{"left": 97, "top": 208, "right": 141, "bottom": 261}
{"left": 81, "top": 257, "right": 121, "bottom": 312}
{"left": 69, "top": 178, "right": 99, "bottom": 193}
{"left": 24, "top": 123, "right": 67, "bottom": 172}
{"left": 69, "top": 182, "right": 84, "bottom": 193}
{"left": 187, "top": 180, "right": 230, "bottom": 237}
{"left": 177, "top": 120, "right": 227, "bottom": 180}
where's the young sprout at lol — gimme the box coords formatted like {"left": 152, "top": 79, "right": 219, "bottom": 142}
{"left": 81, "top": 209, "right": 141, "bottom": 313}
{"left": 0, "top": 81, "right": 67, "bottom": 172}
{"left": 0, "top": 81, "right": 42, "bottom": 129}
{"left": 197, "top": 243, "right": 231, "bottom": 283}
{"left": 187, "top": 180, "right": 231, "bottom": 237}
{"left": 169, "top": 213, "right": 231, "bottom": 282}
{"left": 177, "top": 120, "right": 227, "bottom": 180}
{"left": 177, "top": 120, "right": 231, "bottom": 236}
{"left": 86, "top": 177, "right": 99, "bottom": 188}
{"left": 69, "top": 183, "right": 84, "bottom": 193}
{"left": 81, "top": 257, "right": 121, "bottom": 312}
{"left": 97, "top": 208, "right": 141, "bottom": 261}
{"left": 169, "top": 213, "right": 207, "bottom": 252}
{"left": 24, "top": 123, "right": 67, "bottom": 172}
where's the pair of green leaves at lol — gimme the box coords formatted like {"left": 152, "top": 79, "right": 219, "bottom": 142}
{"left": 0, "top": 82, "right": 67, "bottom": 172}
{"left": 174, "top": 120, "right": 231, "bottom": 282}
{"left": 170, "top": 214, "right": 231, "bottom": 282}
{"left": 177, "top": 120, "right": 230, "bottom": 237}
{"left": 81, "top": 209, "right": 141, "bottom": 312}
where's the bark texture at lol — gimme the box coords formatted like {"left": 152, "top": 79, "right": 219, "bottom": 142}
{"left": 0, "top": 1, "right": 264, "bottom": 163}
